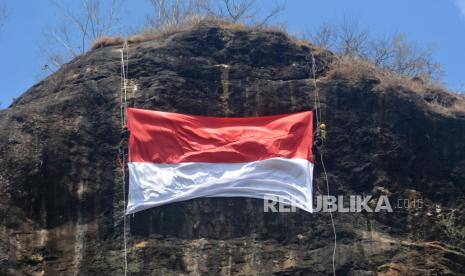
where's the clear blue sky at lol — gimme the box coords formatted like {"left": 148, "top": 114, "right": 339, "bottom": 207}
{"left": 1, "top": 0, "right": 465, "bottom": 108}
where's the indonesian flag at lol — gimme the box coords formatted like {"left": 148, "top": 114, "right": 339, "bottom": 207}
{"left": 126, "top": 108, "right": 314, "bottom": 214}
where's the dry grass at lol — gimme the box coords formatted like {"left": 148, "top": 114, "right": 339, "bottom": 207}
{"left": 90, "top": 36, "right": 125, "bottom": 50}
{"left": 326, "top": 55, "right": 465, "bottom": 118}
{"left": 327, "top": 56, "right": 404, "bottom": 87}
{"left": 92, "top": 17, "right": 300, "bottom": 49}
{"left": 326, "top": 55, "right": 448, "bottom": 94}
{"left": 127, "top": 17, "right": 284, "bottom": 44}
{"left": 89, "top": 18, "right": 242, "bottom": 49}
{"left": 127, "top": 22, "right": 196, "bottom": 44}
{"left": 127, "top": 32, "right": 158, "bottom": 44}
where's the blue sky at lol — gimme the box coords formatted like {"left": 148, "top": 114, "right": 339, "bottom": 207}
{"left": 1, "top": 0, "right": 465, "bottom": 108}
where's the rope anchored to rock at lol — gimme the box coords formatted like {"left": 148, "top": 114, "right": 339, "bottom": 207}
{"left": 311, "top": 51, "right": 337, "bottom": 276}
{"left": 119, "top": 40, "right": 129, "bottom": 276}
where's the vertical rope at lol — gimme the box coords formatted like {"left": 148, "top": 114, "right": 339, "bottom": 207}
{"left": 122, "top": 153, "right": 128, "bottom": 276}
{"left": 320, "top": 152, "right": 336, "bottom": 276}
{"left": 125, "top": 40, "right": 129, "bottom": 82}
{"left": 120, "top": 41, "right": 129, "bottom": 276}
{"left": 310, "top": 52, "right": 322, "bottom": 126}
{"left": 120, "top": 52, "right": 125, "bottom": 129}
{"left": 311, "top": 49, "right": 336, "bottom": 276}
{"left": 124, "top": 40, "right": 129, "bottom": 118}
{"left": 121, "top": 41, "right": 129, "bottom": 127}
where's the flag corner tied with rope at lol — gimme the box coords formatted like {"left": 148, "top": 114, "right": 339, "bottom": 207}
{"left": 126, "top": 108, "right": 314, "bottom": 214}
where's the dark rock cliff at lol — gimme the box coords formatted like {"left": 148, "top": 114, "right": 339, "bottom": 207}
{"left": 1, "top": 23, "right": 465, "bottom": 275}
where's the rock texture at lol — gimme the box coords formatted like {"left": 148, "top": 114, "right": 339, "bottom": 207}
{"left": 1, "top": 23, "right": 465, "bottom": 275}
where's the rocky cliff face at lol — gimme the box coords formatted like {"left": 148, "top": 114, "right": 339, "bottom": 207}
{"left": 1, "top": 23, "right": 465, "bottom": 275}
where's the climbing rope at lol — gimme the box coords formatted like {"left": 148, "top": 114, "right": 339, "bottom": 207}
{"left": 310, "top": 51, "right": 337, "bottom": 276}
{"left": 310, "top": 52, "right": 322, "bottom": 127}
{"left": 320, "top": 152, "right": 336, "bottom": 276}
{"left": 120, "top": 40, "right": 129, "bottom": 128}
{"left": 119, "top": 40, "right": 129, "bottom": 276}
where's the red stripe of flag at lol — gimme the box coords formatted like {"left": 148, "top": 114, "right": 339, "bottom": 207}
{"left": 127, "top": 108, "right": 313, "bottom": 164}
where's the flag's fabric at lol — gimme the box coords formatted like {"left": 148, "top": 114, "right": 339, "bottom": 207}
{"left": 126, "top": 108, "right": 314, "bottom": 214}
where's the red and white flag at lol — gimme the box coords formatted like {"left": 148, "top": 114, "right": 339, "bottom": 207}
{"left": 126, "top": 108, "right": 314, "bottom": 214}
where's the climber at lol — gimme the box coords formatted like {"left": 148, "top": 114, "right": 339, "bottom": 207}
{"left": 314, "top": 123, "right": 327, "bottom": 148}
{"left": 312, "top": 123, "right": 327, "bottom": 195}
{"left": 319, "top": 123, "right": 327, "bottom": 143}
{"left": 121, "top": 125, "right": 129, "bottom": 140}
